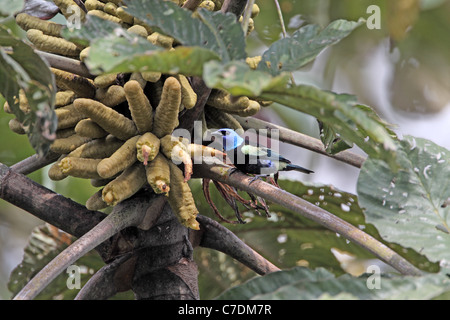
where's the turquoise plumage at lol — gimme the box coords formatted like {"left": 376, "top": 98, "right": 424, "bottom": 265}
{"left": 211, "top": 128, "right": 313, "bottom": 177}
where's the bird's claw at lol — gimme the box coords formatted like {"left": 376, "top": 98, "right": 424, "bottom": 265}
{"left": 248, "top": 175, "right": 263, "bottom": 185}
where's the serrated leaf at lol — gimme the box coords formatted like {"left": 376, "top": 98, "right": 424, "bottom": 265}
{"left": 258, "top": 19, "right": 364, "bottom": 76}
{"left": 195, "top": 8, "right": 246, "bottom": 61}
{"left": 194, "top": 179, "right": 378, "bottom": 299}
{"left": 318, "top": 93, "right": 357, "bottom": 153}
{"left": 124, "top": 0, "right": 246, "bottom": 62}
{"left": 0, "top": 26, "right": 56, "bottom": 155}
{"left": 357, "top": 136, "right": 450, "bottom": 263}
{"left": 63, "top": 14, "right": 221, "bottom": 76}
{"left": 87, "top": 38, "right": 219, "bottom": 76}
{"left": 216, "top": 266, "right": 450, "bottom": 300}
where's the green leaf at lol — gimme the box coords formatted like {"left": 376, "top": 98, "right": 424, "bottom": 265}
{"left": 124, "top": 0, "right": 246, "bottom": 62}
{"left": 318, "top": 94, "right": 356, "bottom": 154}
{"left": 63, "top": 14, "right": 220, "bottom": 76}
{"left": 216, "top": 266, "right": 450, "bottom": 300}
{"left": 87, "top": 38, "right": 219, "bottom": 76}
{"left": 193, "top": 178, "right": 434, "bottom": 289}
{"left": 195, "top": 8, "right": 246, "bottom": 61}
{"left": 357, "top": 136, "right": 450, "bottom": 263}
{"left": 0, "top": 0, "right": 24, "bottom": 17}
{"left": 203, "top": 60, "right": 289, "bottom": 96}
{"left": 62, "top": 14, "right": 122, "bottom": 47}
{"left": 258, "top": 19, "right": 364, "bottom": 76}
{"left": 203, "top": 59, "right": 398, "bottom": 170}
{"left": 0, "top": 26, "right": 56, "bottom": 155}
{"left": 193, "top": 179, "right": 377, "bottom": 299}
{"left": 260, "top": 84, "right": 399, "bottom": 170}
{"left": 319, "top": 120, "right": 354, "bottom": 154}
{"left": 319, "top": 94, "right": 396, "bottom": 155}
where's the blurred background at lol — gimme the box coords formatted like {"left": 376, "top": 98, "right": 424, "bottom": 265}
{"left": 1, "top": 0, "right": 449, "bottom": 299}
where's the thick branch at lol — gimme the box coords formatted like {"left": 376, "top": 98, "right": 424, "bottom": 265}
{"left": 0, "top": 162, "right": 105, "bottom": 237}
{"left": 10, "top": 152, "right": 60, "bottom": 175}
{"left": 236, "top": 116, "right": 366, "bottom": 168}
{"left": 13, "top": 194, "right": 155, "bottom": 300}
{"left": 75, "top": 253, "right": 134, "bottom": 300}
{"left": 195, "top": 163, "right": 423, "bottom": 276}
{"left": 2, "top": 158, "right": 278, "bottom": 279}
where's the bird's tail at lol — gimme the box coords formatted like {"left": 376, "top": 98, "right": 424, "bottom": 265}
{"left": 284, "top": 164, "right": 314, "bottom": 174}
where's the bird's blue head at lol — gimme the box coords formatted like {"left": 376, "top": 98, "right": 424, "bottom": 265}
{"left": 211, "top": 128, "right": 244, "bottom": 151}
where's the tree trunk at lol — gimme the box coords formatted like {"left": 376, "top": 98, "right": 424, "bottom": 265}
{"left": 130, "top": 201, "right": 199, "bottom": 300}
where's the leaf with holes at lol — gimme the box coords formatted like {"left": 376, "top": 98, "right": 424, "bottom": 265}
{"left": 192, "top": 178, "right": 435, "bottom": 285}
{"left": 357, "top": 136, "right": 450, "bottom": 263}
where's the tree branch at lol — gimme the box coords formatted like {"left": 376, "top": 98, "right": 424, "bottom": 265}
{"left": 37, "top": 50, "right": 94, "bottom": 79}
{"left": 240, "top": 0, "right": 254, "bottom": 34}
{"left": 13, "top": 193, "right": 156, "bottom": 300}
{"left": 196, "top": 215, "right": 280, "bottom": 275}
{"left": 235, "top": 116, "right": 366, "bottom": 168}
{"left": 182, "top": 0, "right": 203, "bottom": 11}
{"left": 75, "top": 253, "right": 134, "bottom": 300}
{"left": 0, "top": 162, "right": 106, "bottom": 237}
{"left": 10, "top": 151, "right": 60, "bottom": 175}
{"left": 221, "top": 0, "right": 248, "bottom": 16}
{"left": 2, "top": 158, "right": 280, "bottom": 296}
{"left": 195, "top": 163, "right": 423, "bottom": 276}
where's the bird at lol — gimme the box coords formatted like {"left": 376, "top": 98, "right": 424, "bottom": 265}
{"left": 211, "top": 128, "right": 314, "bottom": 182}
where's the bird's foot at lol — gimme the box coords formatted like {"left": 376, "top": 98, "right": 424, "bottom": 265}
{"left": 248, "top": 175, "right": 264, "bottom": 185}
{"left": 267, "top": 176, "right": 280, "bottom": 188}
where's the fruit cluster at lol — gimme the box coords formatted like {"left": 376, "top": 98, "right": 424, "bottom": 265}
{"left": 7, "top": 0, "right": 263, "bottom": 230}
